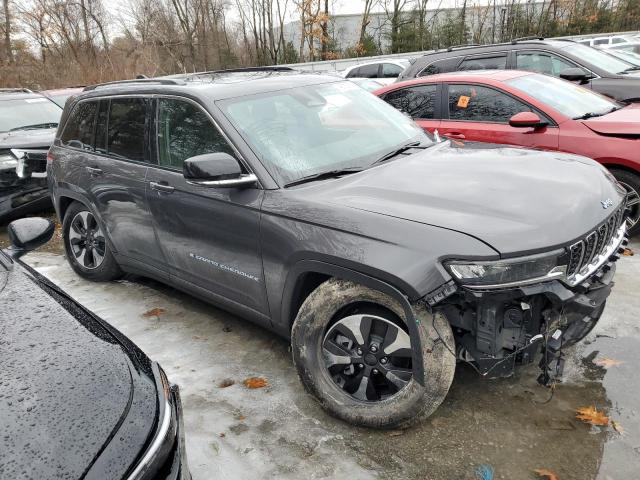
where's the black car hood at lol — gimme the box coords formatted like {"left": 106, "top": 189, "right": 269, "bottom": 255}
{"left": 0, "top": 260, "right": 156, "bottom": 479}
{"left": 0, "top": 128, "right": 56, "bottom": 149}
{"left": 311, "top": 142, "right": 625, "bottom": 255}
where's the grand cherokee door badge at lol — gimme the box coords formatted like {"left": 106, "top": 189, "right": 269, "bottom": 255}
{"left": 189, "top": 253, "right": 260, "bottom": 282}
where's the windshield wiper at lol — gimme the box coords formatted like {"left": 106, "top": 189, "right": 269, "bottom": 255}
{"left": 620, "top": 66, "right": 640, "bottom": 73}
{"left": 9, "top": 122, "right": 58, "bottom": 132}
{"left": 284, "top": 167, "right": 364, "bottom": 187}
{"left": 370, "top": 141, "right": 425, "bottom": 166}
{"left": 574, "top": 105, "right": 621, "bottom": 120}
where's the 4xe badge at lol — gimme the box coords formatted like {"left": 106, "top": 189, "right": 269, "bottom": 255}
{"left": 601, "top": 198, "right": 613, "bottom": 209}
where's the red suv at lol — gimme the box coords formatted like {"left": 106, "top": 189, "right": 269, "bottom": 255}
{"left": 375, "top": 70, "right": 640, "bottom": 233}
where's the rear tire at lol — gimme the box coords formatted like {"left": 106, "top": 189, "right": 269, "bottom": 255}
{"left": 291, "top": 278, "right": 456, "bottom": 429}
{"left": 62, "top": 201, "right": 122, "bottom": 281}
{"left": 611, "top": 169, "right": 640, "bottom": 236}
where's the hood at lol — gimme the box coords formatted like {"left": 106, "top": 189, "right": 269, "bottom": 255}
{"left": 0, "top": 128, "right": 56, "bottom": 150}
{"left": 583, "top": 103, "right": 640, "bottom": 137}
{"left": 0, "top": 261, "right": 156, "bottom": 479}
{"left": 302, "top": 142, "right": 625, "bottom": 255}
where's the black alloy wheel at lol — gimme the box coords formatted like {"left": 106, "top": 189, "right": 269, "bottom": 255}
{"left": 322, "top": 313, "right": 412, "bottom": 402}
{"left": 67, "top": 210, "right": 106, "bottom": 270}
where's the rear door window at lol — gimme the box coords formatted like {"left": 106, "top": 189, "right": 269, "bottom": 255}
{"left": 381, "top": 63, "right": 404, "bottom": 78}
{"left": 107, "top": 98, "right": 148, "bottom": 162}
{"left": 349, "top": 64, "right": 379, "bottom": 78}
{"left": 447, "top": 84, "right": 532, "bottom": 123}
{"left": 384, "top": 85, "right": 438, "bottom": 119}
{"left": 516, "top": 51, "right": 577, "bottom": 76}
{"left": 459, "top": 54, "right": 507, "bottom": 71}
{"left": 60, "top": 101, "right": 98, "bottom": 150}
{"left": 157, "top": 98, "right": 235, "bottom": 171}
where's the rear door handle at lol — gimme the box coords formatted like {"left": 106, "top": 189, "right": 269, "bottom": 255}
{"left": 86, "top": 166, "right": 103, "bottom": 176}
{"left": 443, "top": 132, "right": 465, "bottom": 140}
{"left": 150, "top": 181, "right": 175, "bottom": 193}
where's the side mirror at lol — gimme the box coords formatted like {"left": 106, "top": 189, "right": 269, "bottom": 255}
{"left": 509, "top": 111, "right": 548, "bottom": 129}
{"left": 7, "top": 217, "right": 54, "bottom": 259}
{"left": 559, "top": 67, "right": 593, "bottom": 82}
{"left": 183, "top": 152, "right": 257, "bottom": 188}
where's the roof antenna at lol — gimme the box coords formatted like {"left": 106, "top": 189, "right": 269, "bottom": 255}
{"left": 135, "top": 74, "right": 148, "bottom": 79}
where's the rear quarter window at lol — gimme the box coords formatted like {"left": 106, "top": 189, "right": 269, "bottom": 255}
{"left": 60, "top": 101, "right": 98, "bottom": 150}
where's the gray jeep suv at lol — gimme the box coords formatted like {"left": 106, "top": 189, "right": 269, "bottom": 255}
{"left": 48, "top": 72, "right": 628, "bottom": 428}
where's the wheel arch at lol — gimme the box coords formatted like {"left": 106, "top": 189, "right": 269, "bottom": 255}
{"left": 280, "top": 259, "right": 426, "bottom": 385}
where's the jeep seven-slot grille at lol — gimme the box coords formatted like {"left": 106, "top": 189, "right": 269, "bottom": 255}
{"left": 566, "top": 205, "right": 626, "bottom": 277}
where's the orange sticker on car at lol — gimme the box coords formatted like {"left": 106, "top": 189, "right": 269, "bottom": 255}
{"left": 457, "top": 95, "right": 470, "bottom": 108}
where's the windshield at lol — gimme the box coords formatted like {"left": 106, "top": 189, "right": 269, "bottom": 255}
{"left": 607, "top": 49, "right": 640, "bottom": 67}
{"left": 0, "top": 97, "right": 62, "bottom": 132}
{"left": 507, "top": 73, "right": 620, "bottom": 119}
{"left": 219, "top": 81, "right": 430, "bottom": 185}
{"left": 561, "top": 43, "right": 633, "bottom": 74}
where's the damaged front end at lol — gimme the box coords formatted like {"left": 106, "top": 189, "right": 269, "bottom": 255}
{"left": 0, "top": 148, "right": 50, "bottom": 223}
{"left": 425, "top": 204, "right": 628, "bottom": 386}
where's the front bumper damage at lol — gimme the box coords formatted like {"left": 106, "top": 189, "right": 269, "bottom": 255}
{"left": 429, "top": 229, "right": 628, "bottom": 386}
{"left": 0, "top": 148, "right": 50, "bottom": 224}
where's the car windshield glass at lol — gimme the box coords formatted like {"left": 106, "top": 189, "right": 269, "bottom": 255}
{"left": 561, "top": 43, "right": 633, "bottom": 74}
{"left": 219, "top": 80, "right": 430, "bottom": 185}
{"left": 506, "top": 73, "right": 620, "bottom": 119}
{"left": 607, "top": 49, "right": 640, "bottom": 67}
{"left": 0, "top": 97, "right": 62, "bottom": 132}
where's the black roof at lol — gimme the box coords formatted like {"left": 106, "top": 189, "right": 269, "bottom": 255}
{"left": 75, "top": 71, "right": 342, "bottom": 103}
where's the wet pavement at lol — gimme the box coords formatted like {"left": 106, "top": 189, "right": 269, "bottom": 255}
{"left": 2, "top": 222, "right": 640, "bottom": 479}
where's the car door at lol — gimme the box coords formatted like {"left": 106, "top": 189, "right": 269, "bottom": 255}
{"left": 68, "top": 97, "right": 165, "bottom": 272}
{"left": 381, "top": 84, "right": 441, "bottom": 133}
{"left": 145, "top": 97, "right": 268, "bottom": 317}
{"left": 438, "top": 83, "right": 559, "bottom": 150}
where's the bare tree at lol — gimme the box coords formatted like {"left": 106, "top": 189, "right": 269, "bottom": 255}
{"left": 3, "top": 0, "right": 13, "bottom": 64}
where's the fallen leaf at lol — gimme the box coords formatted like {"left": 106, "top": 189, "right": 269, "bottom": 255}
{"left": 238, "top": 415, "right": 246, "bottom": 421}
{"left": 219, "top": 432, "right": 226, "bottom": 438}
{"left": 533, "top": 468, "right": 559, "bottom": 480}
{"left": 218, "top": 378, "right": 235, "bottom": 388}
{"left": 243, "top": 377, "right": 268, "bottom": 389}
{"left": 576, "top": 406, "right": 610, "bottom": 426}
{"left": 142, "top": 307, "right": 165, "bottom": 318}
{"left": 622, "top": 247, "right": 634, "bottom": 256}
{"left": 594, "top": 357, "right": 624, "bottom": 369}
{"left": 387, "top": 430, "right": 404, "bottom": 437}
{"left": 612, "top": 420, "right": 624, "bottom": 435}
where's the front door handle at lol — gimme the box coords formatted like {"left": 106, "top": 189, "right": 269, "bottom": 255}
{"left": 150, "top": 181, "right": 175, "bottom": 193}
{"left": 443, "top": 132, "right": 465, "bottom": 140}
{"left": 86, "top": 166, "right": 103, "bottom": 176}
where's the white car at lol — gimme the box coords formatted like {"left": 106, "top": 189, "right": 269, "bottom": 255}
{"left": 578, "top": 34, "right": 640, "bottom": 48}
{"left": 341, "top": 59, "right": 411, "bottom": 85}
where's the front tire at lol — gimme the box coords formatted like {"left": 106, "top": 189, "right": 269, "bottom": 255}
{"left": 291, "top": 279, "right": 456, "bottom": 429}
{"left": 611, "top": 169, "right": 640, "bottom": 236}
{"left": 62, "top": 201, "right": 122, "bottom": 281}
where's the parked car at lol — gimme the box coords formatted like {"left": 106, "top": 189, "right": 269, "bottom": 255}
{"left": 376, "top": 69, "right": 640, "bottom": 234}
{"left": 607, "top": 41, "right": 640, "bottom": 55}
{"left": 0, "top": 217, "right": 189, "bottom": 479}
{"left": 41, "top": 86, "right": 85, "bottom": 108}
{"left": 605, "top": 48, "right": 640, "bottom": 67}
{"left": 397, "top": 39, "right": 640, "bottom": 103}
{"left": 575, "top": 34, "right": 638, "bottom": 48}
{"left": 342, "top": 59, "right": 410, "bottom": 85}
{"left": 49, "top": 73, "right": 627, "bottom": 428}
{"left": 1, "top": 88, "right": 61, "bottom": 224}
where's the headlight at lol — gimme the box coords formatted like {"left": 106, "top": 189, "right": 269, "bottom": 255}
{"left": 444, "top": 249, "right": 567, "bottom": 288}
{"left": 0, "top": 152, "right": 17, "bottom": 171}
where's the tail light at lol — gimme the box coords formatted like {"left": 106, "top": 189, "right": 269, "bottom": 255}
{"left": 46, "top": 151, "right": 54, "bottom": 164}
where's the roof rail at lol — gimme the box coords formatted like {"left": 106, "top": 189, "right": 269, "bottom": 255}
{"left": 446, "top": 43, "right": 482, "bottom": 52}
{"left": 185, "top": 66, "right": 296, "bottom": 79}
{"left": 511, "top": 36, "right": 545, "bottom": 43}
{"left": 0, "top": 88, "right": 33, "bottom": 93}
{"left": 83, "top": 78, "right": 185, "bottom": 91}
